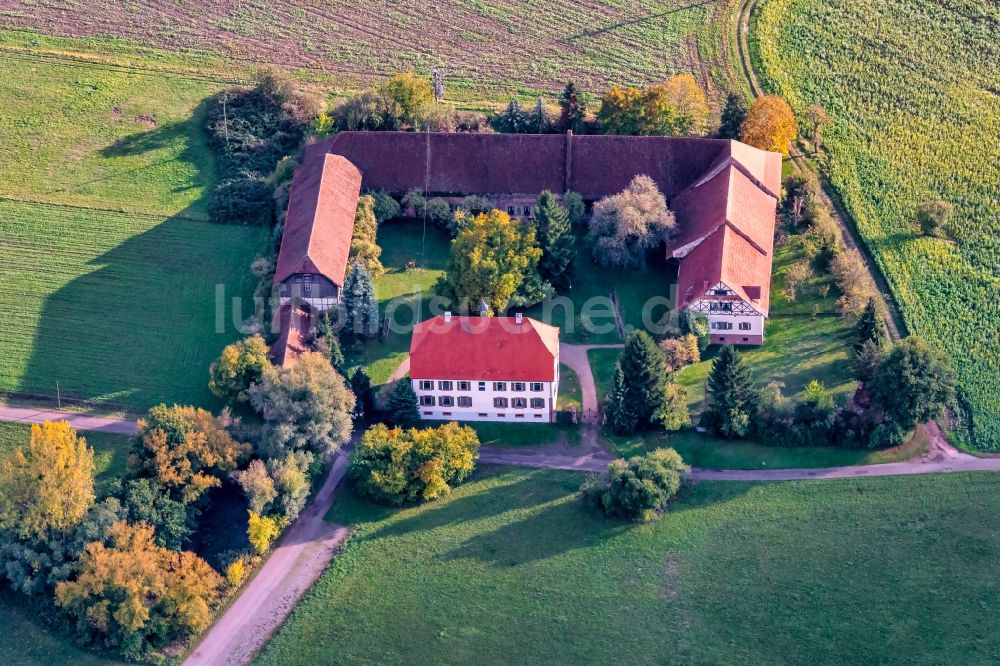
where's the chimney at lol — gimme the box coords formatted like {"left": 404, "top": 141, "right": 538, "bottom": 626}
{"left": 444, "top": 311, "right": 452, "bottom": 323}
{"left": 515, "top": 312, "right": 523, "bottom": 325}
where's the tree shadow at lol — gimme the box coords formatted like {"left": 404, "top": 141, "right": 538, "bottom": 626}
{"left": 11, "top": 96, "right": 262, "bottom": 411}
{"left": 564, "top": 0, "right": 715, "bottom": 41}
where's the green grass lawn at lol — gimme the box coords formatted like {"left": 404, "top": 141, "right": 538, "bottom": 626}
{"left": 257, "top": 466, "right": 1000, "bottom": 665}
{"left": 344, "top": 219, "right": 451, "bottom": 386}
{"left": 0, "top": 47, "right": 266, "bottom": 409}
{"left": 0, "top": 596, "right": 123, "bottom": 666}
{"left": 556, "top": 363, "right": 582, "bottom": 412}
{"left": 468, "top": 421, "right": 581, "bottom": 448}
{"left": 755, "top": 0, "right": 1000, "bottom": 450}
{"left": 0, "top": 421, "right": 132, "bottom": 495}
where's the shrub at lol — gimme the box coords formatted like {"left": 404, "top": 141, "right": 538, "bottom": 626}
{"left": 916, "top": 199, "right": 953, "bottom": 238}
{"left": 226, "top": 557, "right": 247, "bottom": 587}
{"left": 369, "top": 189, "right": 402, "bottom": 224}
{"left": 659, "top": 334, "right": 700, "bottom": 372}
{"left": 208, "top": 176, "right": 275, "bottom": 226}
{"left": 656, "top": 383, "right": 692, "bottom": 431}
{"left": 581, "top": 448, "right": 688, "bottom": 522}
{"left": 209, "top": 334, "right": 273, "bottom": 405}
{"left": 247, "top": 511, "right": 280, "bottom": 554}
{"left": 349, "top": 422, "right": 479, "bottom": 505}
{"left": 829, "top": 248, "right": 876, "bottom": 316}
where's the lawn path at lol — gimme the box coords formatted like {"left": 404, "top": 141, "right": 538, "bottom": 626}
{"left": 184, "top": 450, "right": 351, "bottom": 666}
{"left": 0, "top": 403, "right": 138, "bottom": 435}
{"left": 559, "top": 343, "right": 622, "bottom": 415}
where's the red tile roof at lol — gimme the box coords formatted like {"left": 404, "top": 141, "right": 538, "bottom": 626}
{"left": 274, "top": 153, "right": 362, "bottom": 285}
{"left": 409, "top": 315, "right": 560, "bottom": 382}
{"left": 675, "top": 223, "right": 773, "bottom": 316}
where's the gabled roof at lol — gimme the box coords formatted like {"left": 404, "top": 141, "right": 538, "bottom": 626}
{"left": 409, "top": 315, "right": 560, "bottom": 382}
{"left": 270, "top": 304, "right": 309, "bottom": 368}
{"left": 274, "top": 153, "right": 362, "bottom": 285}
{"left": 675, "top": 223, "right": 773, "bottom": 316}
{"left": 311, "top": 131, "right": 734, "bottom": 200}
{"left": 667, "top": 161, "right": 777, "bottom": 258}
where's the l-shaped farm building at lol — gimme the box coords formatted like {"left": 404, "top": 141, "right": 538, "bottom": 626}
{"left": 271, "top": 131, "right": 781, "bottom": 420}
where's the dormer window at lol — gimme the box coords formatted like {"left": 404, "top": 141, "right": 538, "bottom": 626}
{"left": 714, "top": 289, "right": 728, "bottom": 296}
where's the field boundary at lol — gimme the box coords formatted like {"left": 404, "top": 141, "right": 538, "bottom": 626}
{"left": 732, "top": 0, "right": 907, "bottom": 340}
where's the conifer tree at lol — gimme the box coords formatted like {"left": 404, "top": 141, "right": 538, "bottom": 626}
{"left": 607, "top": 331, "right": 667, "bottom": 434}
{"left": 718, "top": 91, "right": 748, "bottom": 139}
{"left": 558, "top": 81, "right": 586, "bottom": 134}
{"left": 387, "top": 380, "right": 421, "bottom": 428}
{"left": 607, "top": 365, "right": 639, "bottom": 435}
{"left": 529, "top": 97, "right": 550, "bottom": 133}
{"left": 493, "top": 99, "right": 530, "bottom": 133}
{"left": 350, "top": 367, "right": 374, "bottom": 417}
{"left": 533, "top": 190, "right": 576, "bottom": 292}
{"left": 342, "top": 262, "right": 380, "bottom": 339}
{"left": 855, "top": 297, "right": 887, "bottom": 352}
{"left": 704, "top": 345, "right": 757, "bottom": 438}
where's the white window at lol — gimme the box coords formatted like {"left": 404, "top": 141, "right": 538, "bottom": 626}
{"left": 419, "top": 380, "right": 434, "bottom": 391}
{"left": 512, "top": 382, "right": 525, "bottom": 392}
{"left": 478, "top": 381, "right": 486, "bottom": 391}
{"left": 438, "top": 396, "right": 454, "bottom": 407}
{"left": 493, "top": 382, "right": 507, "bottom": 392}
{"left": 711, "top": 322, "right": 733, "bottom": 331}
{"left": 530, "top": 382, "right": 543, "bottom": 392}
{"left": 494, "top": 397, "right": 509, "bottom": 408}
{"left": 438, "top": 380, "right": 453, "bottom": 391}
{"left": 739, "top": 322, "right": 751, "bottom": 331}
{"left": 303, "top": 274, "right": 313, "bottom": 295}
{"left": 709, "top": 301, "right": 733, "bottom": 312}
{"left": 530, "top": 398, "right": 545, "bottom": 409}
{"left": 512, "top": 397, "right": 527, "bottom": 409}
{"left": 419, "top": 395, "right": 434, "bottom": 406}
{"left": 458, "top": 396, "right": 472, "bottom": 407}
{"left": 458, "top": 381, "right": 471, "bottom": 391}
{"left": 714, "top": 288, "right": 728, "bottom": 296}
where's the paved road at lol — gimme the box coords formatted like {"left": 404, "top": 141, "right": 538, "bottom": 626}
{"left": 0, "top": 403, "right": 138, "bottom": 435}
{"left": 184, "top": 451, "right": 351, "bottom": 666}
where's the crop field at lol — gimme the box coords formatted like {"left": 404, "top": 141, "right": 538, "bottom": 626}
{"left": 0, "top": 44, "right": 266, "bottom": 409}
{"left": 258, "top": 466, "right": 1000, "bottom": 664}
{"left": 754, "top": 0, "right": 1000, "bottom": 449}
{"left": 0, "top": 0, "right": 724, "bottom": 100}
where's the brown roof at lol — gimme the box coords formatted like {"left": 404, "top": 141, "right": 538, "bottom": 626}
{"left": 274, "top": 153, "right": 362, "bottom": 285}
{"left": 410, "top": 315, "right": 560, "bottom": 382}
{"left": 315, "top": 131, "right": 746, "bottom": 200}
{"left": 270, "top": 304, "right": 310, "bottom": 368}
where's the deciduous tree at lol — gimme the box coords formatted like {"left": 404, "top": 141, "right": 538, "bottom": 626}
{"left": 659, "top": 334, "right": 700, "bottom": 372}
{"left": 349, "top": 194, "right": 384, "bottom": 278}
{"left": 436, "top": 209, "right": 548, "bottom": 313}
{"left": 740, "top": 95, "right": 797, "bottom": 155}
{"left": 916, "top": 199, "right": 953, "bottom": 238}
{"left": 249, "top": 352, "right": 356, "bottom": 458}
{"left": 55, "top": 521, "right": 222, "bottom": 659}
{"left": 657, "top": 383, "right": 692, "bottom": 431}
{"left": 209, "top": 334, "right": 272, "bottom": 405}
{"left": 665, "top": 74, "right": 709, "bottom": 135}
{"left": 870, "top": 337, "right": 956, "bottom": 433}
{"left": 380, "top": 72, "right": 434, "bottom": 129}
{"left": 0, "top": 421, "right": 95, "bottom": 542}
{"left": 589, "top": 175, "right": 674, "bottom": 268}
{"left": 349, "top": 422, "right": 479, "bottom": 505}
{"left": 580, "top": 448, "right": 688, "bottom": 522}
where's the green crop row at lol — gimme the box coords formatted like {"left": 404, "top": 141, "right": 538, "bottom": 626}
{"left": 755, "top": 0, "right": 1000, "bottom": 449}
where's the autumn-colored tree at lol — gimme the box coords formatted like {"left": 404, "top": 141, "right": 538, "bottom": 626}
{"left": 665, "top": 74, "right": 709, "bottom": 135}
{"left": 740, "top": 95, "right": 797, "bottom": 155}
{"left": 135, "top": 405, "right": 250, "bottom": 505}
{"left": 380, "top": 72, "right": 434, "bottom": 129}
{"left": 0, "top": 421, "right": 95, "bottom": 542}
{"left": 436, "top": 209, "right": 548, "bottom": 314}
{"left": 589, "top": 174, "right": 675, "bottom": 268}
{"left": 237, "top": 459, "right": 277, "bottom": 514}
{"left": 249, "top": 351, "right": 356, "bottom": 458}
{"left": 828, "top": 248, "right": 876, "bottom": 316}
{"left": 208, "top": 334, "right": 272, "bottom": 405}
{"left": 597, "top": 84, "right": 643, "bottom": 134}
{"left": 349, "top": 422, "right": 479, "bottom": 505}
{"left": 55, "top": 521, "right": 222, "bottom": 658}
{"left": 637, "top": 83, "right": 679, "bottom": 136}
{"left": 247, "top": 511, "right": 281, "bottom": 554}
{"left": 657, "top": 383, "right": 692, "bottom": 431}
{"left": 659, "top": 334, "right": 700, "bottom": 372}
{"left": 349, "top": 194, "right": 384, "bottom": 277}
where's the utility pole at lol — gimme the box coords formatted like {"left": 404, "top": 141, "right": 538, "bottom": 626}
{"left": 433, "top": 68, "right": 444, "bottom": 103}
{"left": 56, "top": 380, "right": 61, "bottom": 409}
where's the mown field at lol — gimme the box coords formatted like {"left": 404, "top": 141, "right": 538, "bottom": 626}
{"left": 754, "top": 0, "right": 1000, "bottom": 449}
{"left": 0, "top": 1, "right": 723, "bottom": 100}
{"left": 0, "top": 45, "right": 266, "bottom": 409}
{"left": 258, "top": 466, "right": 1000, "bottom": 664}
